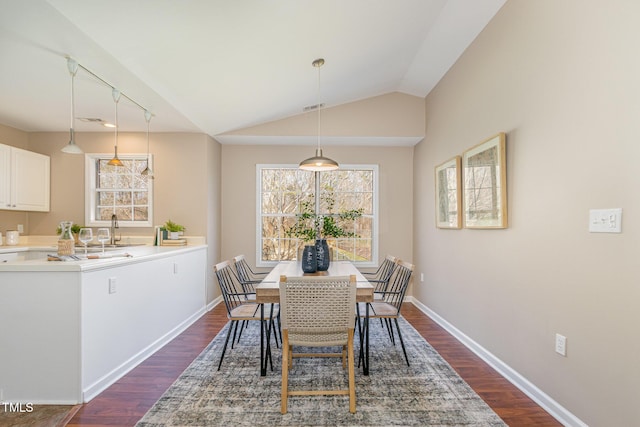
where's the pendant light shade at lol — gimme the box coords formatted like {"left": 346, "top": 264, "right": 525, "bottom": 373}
{"left": 141, "top": 110, "right": 154, "bottom": 178}
{"left": 61, "top": 58, "right": 83, "bottom": 154}
{"left": 107, "top": 88, "right": 123, "bottom": 167}
{"left": 299, "top": 58, "right": 338, "bottom": 172}
{"left": 299, "top": 148, "right": 339, "bottom": 171}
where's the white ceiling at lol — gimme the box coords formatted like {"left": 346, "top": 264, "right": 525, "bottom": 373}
{"left": 0, "top": 0, "right": 505, "bottom": 143}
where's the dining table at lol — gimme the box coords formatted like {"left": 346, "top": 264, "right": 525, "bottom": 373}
{"left": 255, "top": 260, "right": 374, "bottom": 376}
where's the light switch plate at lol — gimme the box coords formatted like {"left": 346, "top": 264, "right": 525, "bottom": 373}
{"left": 589, "top": 208, "right": 622, "bottom": 233}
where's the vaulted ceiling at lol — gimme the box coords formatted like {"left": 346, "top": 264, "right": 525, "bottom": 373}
{"left": 0, "top": 0, "right": 505, "bottom": 143}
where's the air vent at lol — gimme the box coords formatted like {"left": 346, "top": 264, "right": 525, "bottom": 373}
{"left": 77, "top": 117, "right": 114, "bottom": 127}
{"left": 303, "top": 103, "right": 325, "bottom": 112}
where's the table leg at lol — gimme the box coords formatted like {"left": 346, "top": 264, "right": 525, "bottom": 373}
{"left": 260, "top": 303, "right": 266, "bottom": 376}
{"left": 355, "top": 303, "right": 370, "bottom": 375}
{"left": 266, "top": 303, "right": 274, "bottom": 371}
{"left": 364, "top": 302, "right": 370, "bottom": 375}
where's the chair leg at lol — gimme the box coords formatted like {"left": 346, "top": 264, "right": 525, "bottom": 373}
{"left": 393, "top": 317, "right": 410, "bottom": 367}
{"left": 348, "top": 330, "right": 356, "bottom": 413}
{"left": 217, "top": 320, "right": 235, "bottom": 371}
{"left": 385, "top": 318, "right": 395, "bottom": 344}
{"left": 231, "top": 320, "right": 242, "bottom": 349}
{"left": 281, "top": 330, "right": 289, "bottom": 414}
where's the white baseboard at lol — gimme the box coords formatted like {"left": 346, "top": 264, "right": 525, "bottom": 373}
{"left": 207, "top": 295, "right": 223, "bottom": 312}
{"left": 82, "top": 306, "right": 206, "bottom": 402}
{"left": 408, "top": 297, "right": 587, "bottom": 427}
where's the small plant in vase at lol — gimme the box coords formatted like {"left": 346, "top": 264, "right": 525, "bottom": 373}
{"left": 286, "top": 195, "right": 363, "bottom": 271}
{"left": 163, "top": 219, "right": 185, "bottom": 240}
{"left": 56, "top": 223, "right": 83, "bottom": 244}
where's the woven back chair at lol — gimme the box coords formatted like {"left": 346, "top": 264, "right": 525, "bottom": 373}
{"left": 363, "top": 255, "right": 398, "bottom": 294}
{"left": 279, "top": 274, "right": 357, "bottom": 414}
{"left": 357, "top": 260, "right": 414, "bottom": 366}
{"left": 214, "top": 260, "right": 278, "bottom": 371}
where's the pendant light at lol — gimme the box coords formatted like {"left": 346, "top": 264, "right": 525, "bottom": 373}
{"left": 299, "top": 58, "right": 339, "bottom": 171}
{"left": 107, "top": 88, "right": 123, "bottom": 167}
{"left": 61, "top": 58, "right": 83, "bottom": 154}
{"left": 141, "top": 110, "right": 154, "bottom": 178}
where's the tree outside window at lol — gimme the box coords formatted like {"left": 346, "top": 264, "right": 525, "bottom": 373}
{"left": 85, "top": 154, "right": 153, "bottom": 227}
{"left": 257, "top": 164, "right": 377, "bottom": 267}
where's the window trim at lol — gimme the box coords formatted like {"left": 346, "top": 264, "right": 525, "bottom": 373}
{"left": 84, "top": 153, "right": 154, "bottom": 228}
{"left": 256, "top": 163, "right": 378, "bottom": 268}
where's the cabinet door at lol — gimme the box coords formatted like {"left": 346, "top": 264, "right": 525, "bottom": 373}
{"left": 11, "top": 147, "right": 50, "bottom": 212}
{"left": 0, "top": 144, "right": 10, "bottom": 209}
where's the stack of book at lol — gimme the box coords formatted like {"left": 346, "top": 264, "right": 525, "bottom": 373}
{"left": 161, "top": 238, "right": 187, "bottom": 246}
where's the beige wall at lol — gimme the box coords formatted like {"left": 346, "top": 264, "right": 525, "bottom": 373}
{"left": 220, "top": 144, "right": 414, "bottom": 279}
{"left": 222, "top": 92, "right": 425, "bottom": 137}
{"left": 0, "top": 126, "right": 221, "bottom": 304}
{"left": 414, "top": 1, "right": 639, "bottom": 426}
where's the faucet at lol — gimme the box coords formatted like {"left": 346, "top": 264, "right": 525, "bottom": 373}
{"left": 110, "top": 214, "right": 121, "bottom": 245}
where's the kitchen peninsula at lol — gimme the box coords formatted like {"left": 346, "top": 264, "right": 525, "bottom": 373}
{"left": 0, "top": 240, "right": 207, "bottom": 404}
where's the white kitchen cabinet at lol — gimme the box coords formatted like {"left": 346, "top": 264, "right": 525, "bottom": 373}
{"left": 0, "top": 143, "right": 50, "bottom": 211}
{"left": 0, "top": 245, "right": 207, "bottom": 403}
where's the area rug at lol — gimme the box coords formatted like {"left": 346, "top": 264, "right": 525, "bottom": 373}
{"left": 136, "top": 316, "right": 506, "bottom": 426}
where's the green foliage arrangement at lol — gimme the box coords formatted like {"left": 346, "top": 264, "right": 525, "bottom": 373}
{"left": 163, "top": 219, "right": 185, "bottom": 233}
{"left": 286, "top": 196, "right": 363, "bottom": 242}
{"left": 56, "top": 223, "right": 83, "bottom": 235}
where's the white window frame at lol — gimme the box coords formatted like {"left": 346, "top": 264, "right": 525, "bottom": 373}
{"left": 84, "top": 153, "right": 154, "bottom": 227}
{"left": 256, "top": 163, "right": 378, "bottom": 268}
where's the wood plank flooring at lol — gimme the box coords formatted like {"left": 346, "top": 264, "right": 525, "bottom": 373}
{"left": 67, "top": 302, "right": 561, "bottom": 426}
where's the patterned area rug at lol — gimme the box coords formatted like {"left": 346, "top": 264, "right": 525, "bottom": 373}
{"left": 136, "top": 316, "right": 506, "bottom": 426}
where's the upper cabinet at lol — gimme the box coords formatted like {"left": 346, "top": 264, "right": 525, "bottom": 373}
{"left": 0, "top": 143, "right": 50, "bottom": 212}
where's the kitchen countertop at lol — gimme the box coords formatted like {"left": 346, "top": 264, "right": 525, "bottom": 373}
{"left": 0, "top": 235, "right": 206, "bottom": 272}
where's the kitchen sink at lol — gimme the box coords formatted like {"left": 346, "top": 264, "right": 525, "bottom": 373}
{"left": 76, "top": 243, "right": 147, "bottom": 252}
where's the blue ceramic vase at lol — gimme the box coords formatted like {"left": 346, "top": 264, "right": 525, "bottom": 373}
{"left": 315, "top": 239, "right": 330, "bottom": 271}
{"left": 301, "top": 245, "right": 317, "bottom": 273}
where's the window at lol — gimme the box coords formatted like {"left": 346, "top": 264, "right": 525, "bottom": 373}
{"left": 257, "top": 164, "right": 378, "bottom": 267}
{"left": 85, "top": 154, "right": 153, "bottom": 227}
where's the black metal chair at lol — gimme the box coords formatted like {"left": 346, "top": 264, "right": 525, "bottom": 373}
{"left": 233, "top": 254, "right": 269, "bottom": 289}
{"left": 362, "top": 254, "right": 398, "bottom": 297}
{"left": 214, "top": 260, "right": 279, "bottom": 370}
{"left": 356, "top": 260, "right": 414, "bottom": 366}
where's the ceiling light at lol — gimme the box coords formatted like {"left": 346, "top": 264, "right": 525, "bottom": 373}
{"left": 61, "top": 57, "right": 83, "bottom": 154}
{"left": 107, "top": 88, "right": 123, "bottom": 167}
{"left": 299, "top": 58, "right": 339, "bottom": 172}
{"left": 141, "top": 110, "right": 154, "bottom": 178}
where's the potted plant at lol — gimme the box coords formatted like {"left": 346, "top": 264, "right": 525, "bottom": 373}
{"left": 163, "top": 219, "right": 185, "bottom": 240}
{"left": 286, "top": 194, "right": 363, "bottom": 270}
{"left": 56, "top": 222, "right": 83, "bottom": 244}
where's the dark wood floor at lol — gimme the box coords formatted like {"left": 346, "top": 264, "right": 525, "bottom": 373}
{"left": 67, "top": 302, "right": 561, "bottom": 426}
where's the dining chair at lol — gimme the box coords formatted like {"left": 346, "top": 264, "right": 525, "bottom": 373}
{"left": 279, "top": 274, "right": 357, "bottom": 414}
{"left": 233, "top": 254, "right": 269, "bottom": 290}
{"left": 362, "top": 255, "right": 398, "bottom": 301}
{"left": 356, "top": 260, "right": 414, "bottom": 367}
{"left": 214, "top": 260, "right": 279, "bottom": 371}
{"left": 233, "top": 254, "right": 282, "bottom": 346}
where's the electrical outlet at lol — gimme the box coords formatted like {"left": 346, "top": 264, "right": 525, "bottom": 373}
{"left": 555, "top": 333, "right": 567, "bottom": 356}
{"left": 420, "top": 273, "right": 424, "bottom": 282}
{"left": 589, "top": 208, "right": 622, "bottom": 233}
{"left": 17, "top": 224, "right": 24, "bottom": 233}
{"left": 108, "top": 277, "right": 117, "bottom": 294}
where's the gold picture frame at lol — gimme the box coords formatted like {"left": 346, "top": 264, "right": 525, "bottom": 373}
{"left": 462, "top": 133, "right": 507, "bottom": 229}
{"left": 435, "top": 156, "right": 462, "bottom": 229}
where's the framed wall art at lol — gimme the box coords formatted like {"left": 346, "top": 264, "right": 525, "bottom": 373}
{"left": 435, "top": 156, "right": 462, "bottom": 229}
{"left": 462, "top": 132, "right": 507, "bottom": 229}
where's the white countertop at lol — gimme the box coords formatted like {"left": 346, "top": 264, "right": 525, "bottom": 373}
{"left": 0, "top": 235, "right": 206, "bottom": 272}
